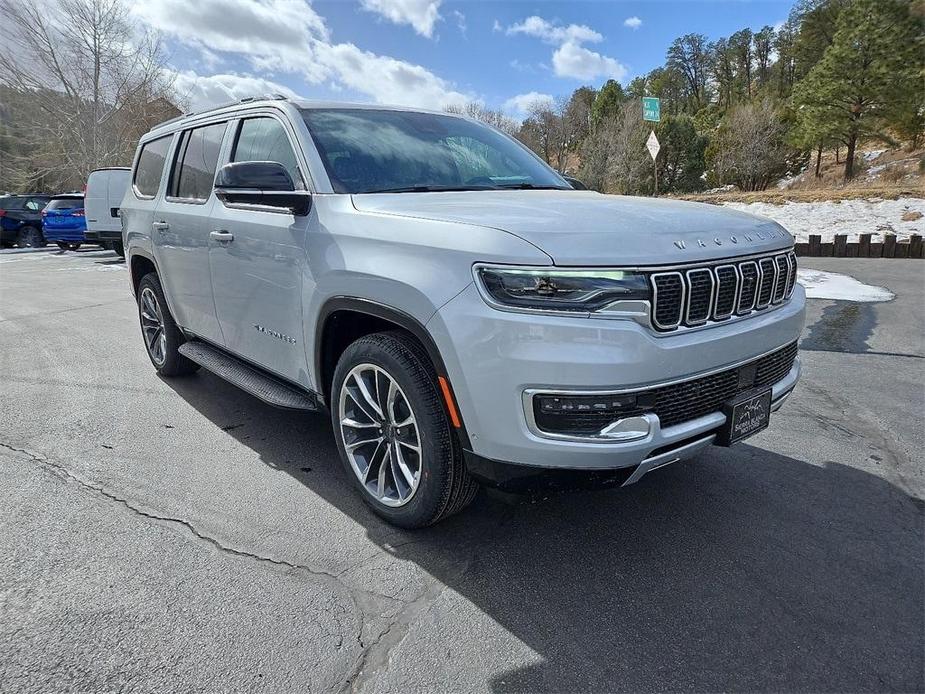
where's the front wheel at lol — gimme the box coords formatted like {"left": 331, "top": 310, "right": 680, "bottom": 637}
{"left": 136, "top": 273, "right": 199, "bottom": 376}
{"left": 331, "top": 332, "right": 477, "bottom": 528}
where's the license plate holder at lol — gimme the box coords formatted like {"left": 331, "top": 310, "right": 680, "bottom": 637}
{"left": 716, "top": 388, "right": 772, "bottom": 446}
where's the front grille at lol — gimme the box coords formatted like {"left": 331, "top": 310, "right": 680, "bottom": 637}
{"left": 532, "top": 341, "right": 798, "bottom": 435}
{"left": 650, "top": 251, "right": 796, "bottom": 332}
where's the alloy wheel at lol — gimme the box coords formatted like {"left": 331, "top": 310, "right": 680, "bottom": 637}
{"left": 139, "top": 287, "right": 167, "bottom": 366}
{"left": 338, "top": 363, "right": 422, "bottom": 507}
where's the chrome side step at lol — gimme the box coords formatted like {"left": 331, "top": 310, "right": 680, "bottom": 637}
{"left": 178, "top": 341, "right": 319, "bottom": 411}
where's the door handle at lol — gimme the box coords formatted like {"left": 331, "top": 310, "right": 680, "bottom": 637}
{"left": 210, "top": 229, "right": 234, "bottom": 243}
{"left": 152, "top": 220, "right": 169, "bottom": 233}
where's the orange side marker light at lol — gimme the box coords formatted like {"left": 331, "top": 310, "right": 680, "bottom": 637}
{"left": 437, "top": 376, "right": 462, "bottom": 429}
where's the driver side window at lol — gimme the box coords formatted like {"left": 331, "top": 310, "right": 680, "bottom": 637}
{"left": 232, "top": 117, "right": 304, "bottom": 190}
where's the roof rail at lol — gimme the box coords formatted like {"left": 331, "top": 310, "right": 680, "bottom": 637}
{"left": 151, "top": 93, "right": 291, "bottom": 132}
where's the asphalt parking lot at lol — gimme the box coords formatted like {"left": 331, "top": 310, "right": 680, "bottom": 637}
{"left": 1, "top": 247, "right": 922, "bottom": 693}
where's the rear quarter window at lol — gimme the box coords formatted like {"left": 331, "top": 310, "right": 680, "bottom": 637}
{"left": 134, "top": 136, "right": 172, "bottom": 198}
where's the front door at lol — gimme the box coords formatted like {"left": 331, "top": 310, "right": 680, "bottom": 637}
{"left": 209, "top": 115, "right": 312, "bottom": 387}
{"left": 152, "top": 121, "right": 229, "bottom": 345}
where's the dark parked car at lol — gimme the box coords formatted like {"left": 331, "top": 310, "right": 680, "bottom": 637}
{"left": 0, "top": 194, "right": 52, "bottom": 247}
{"left": 42, "top": 194, "right": 87, "bottom": 250}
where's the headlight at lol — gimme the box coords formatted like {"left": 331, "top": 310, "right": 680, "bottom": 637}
{"left": 475, "top": 265, "right": 650, "bottom": 313}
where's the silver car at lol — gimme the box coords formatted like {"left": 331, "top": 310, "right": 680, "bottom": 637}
{"left": 122, "top": 96, "right": 805, "bottom": 528}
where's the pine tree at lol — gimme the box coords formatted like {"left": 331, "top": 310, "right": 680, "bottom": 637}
{"left": 791, "top": 0, "right": 923, "bottom": 179}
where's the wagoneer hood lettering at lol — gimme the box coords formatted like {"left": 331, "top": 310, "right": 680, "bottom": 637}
{"left": 352, "top": 190, "right": 792, "bottom": 265}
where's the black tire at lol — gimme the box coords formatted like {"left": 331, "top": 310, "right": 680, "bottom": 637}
{"left": 16, "top": 226, "right": 44, "bottom": 248}
{"left": 136, "top": 273, "right": 199, "bottom": 376}
{"left": 56, "top": 242, "right": 69, "bottom": 250}
{"left": 112, "top": 239, "right": 125, "bottom": 257}
{"left": 331, "top": 331, "right": 478, "bottom": 528}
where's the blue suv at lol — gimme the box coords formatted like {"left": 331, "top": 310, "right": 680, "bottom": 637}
{"left": 42, "top": 194, "right": 87, "bottom": 250}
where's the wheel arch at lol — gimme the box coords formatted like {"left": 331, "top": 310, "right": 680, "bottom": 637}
{"left": 128, "top": 250, "right": 159, "bottom": 296}
{"left": 315, "top": 297, "right": 470, "bottom": 448}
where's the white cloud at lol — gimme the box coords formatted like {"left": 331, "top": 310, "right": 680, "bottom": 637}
{"left": 492, "top": 19, "right": 502, "bottom": 32}
{"left": 553, "top": 42, "right": 627, "bottom": 82}
{"left": 507, "top": 16, "right": 600, "bottom": 45}
{"left": 503, "top": 91, "right": 554, "bottom": 116}
{"left": 623, "top": 16, "right": 642, "bottom": 30}
{"left": 134, "top": 0, "right": 471, "bottom": 109}
{"left": 505, "top": 15, "right": 626, "bottom": 82}
{"left": 452, "top": 10, "right": 466, "bottom": 37}
{"left": 171, "top": 71, "right": 298, "bottom": 111}
{"left": 360, "top": 0, "right": 442, "bottom": 38}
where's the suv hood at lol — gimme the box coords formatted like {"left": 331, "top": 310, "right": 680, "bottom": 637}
{"left": 352, "top": 190, "right": 792, "bottom": 266}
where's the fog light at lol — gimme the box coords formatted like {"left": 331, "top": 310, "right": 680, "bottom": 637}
{"left": 532, "top": 392, "right": 656, "bottom": 437}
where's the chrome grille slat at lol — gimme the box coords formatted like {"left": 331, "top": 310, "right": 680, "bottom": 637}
{"left": 713, "top": 265, "right": 739, "bottom": 320}
{"left": 737, "top": 261, "right": 759, "bottom": 313}
{"left": 756, "top": 257, "right": 776, "bottom": 309}
{"left": 785, "top": 251, "right": 797, "bottom": 297}
{"left": 684, "top": 268, "right": 714, "bottom": 325}
{"left": 650, "top": 251, "right": 795, "bottom": 332}
{"left": 772, "top": 254, "right": 788, "bottom": 304}
{"left": 651, "top": 272, "right": 685, "bottom": 330}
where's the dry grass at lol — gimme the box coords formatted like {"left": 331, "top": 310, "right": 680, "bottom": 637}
{"left": 674, "top": 145, "right": 924, "bottom": 205}
{"left": 674, "top": 184, "right": 924, "bottom": 205}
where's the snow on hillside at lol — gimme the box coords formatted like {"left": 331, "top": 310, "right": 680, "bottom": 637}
{"left": 721, "top": 197, "right": 925, "bottom": 242}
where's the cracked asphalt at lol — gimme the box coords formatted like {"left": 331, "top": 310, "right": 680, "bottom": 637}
{"left": 1, "top": 248, "right": 922, "bottom": 693}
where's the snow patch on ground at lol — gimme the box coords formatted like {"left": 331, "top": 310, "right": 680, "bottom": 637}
{"left": 722, "top": 197, "right": 925, "bottom": 242}
{"left": 797, "top": 269, "right": 894, "bottom": 302}
{"left": 863, "top": 149, "right": 886, "bottom": 162}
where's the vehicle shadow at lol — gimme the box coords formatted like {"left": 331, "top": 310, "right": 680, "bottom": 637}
{"left": 164, "top": 371, "right": 923, "bottom": 692}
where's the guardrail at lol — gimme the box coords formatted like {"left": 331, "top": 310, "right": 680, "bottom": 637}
{"left": 794, "top": 233, "right": 923, "bottom": 258}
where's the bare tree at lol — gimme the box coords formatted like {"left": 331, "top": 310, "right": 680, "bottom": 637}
{"left": 444, "top": 102, "right": 520, "bottom": 137}
{"left": 579, "top": 102, "right": 651, "bottom": 194}
{"left": 0, "top": 0, "right": 176, "bottom": 191}
{"left": 710, "top": 99, "right": 791, "bottom": 191}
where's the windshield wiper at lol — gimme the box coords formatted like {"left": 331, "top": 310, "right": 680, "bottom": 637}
{"left": 495, "top": 182, "right": 569, "bottom": 190}
{"left": 361, "top": 185, "right": 497, "bottom": 194}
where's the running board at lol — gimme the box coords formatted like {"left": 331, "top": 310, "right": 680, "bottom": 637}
{"left": 179, "top": 341, "right": 319, "bottom": 411}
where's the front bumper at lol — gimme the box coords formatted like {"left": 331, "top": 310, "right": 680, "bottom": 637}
{"left": 426, "top": 282, "right": 805, "bottom": 474}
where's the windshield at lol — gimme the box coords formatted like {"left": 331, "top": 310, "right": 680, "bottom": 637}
{"left": 301, "top": 108, "right": 569, "bottom": 194}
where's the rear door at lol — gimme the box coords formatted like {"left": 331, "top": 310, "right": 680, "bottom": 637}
{"left": 152, "top": 121, "right": 229, "bottom": 344}
{"left": 124, "top": 134, "right": 172, "bottom": 266}
{"left": 208, "top": 113, "right": 312, "bottom": 385}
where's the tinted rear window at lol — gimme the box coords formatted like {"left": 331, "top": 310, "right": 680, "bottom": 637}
{"left": 0, "top": 198, "right": 24, "bottom": 210}
{"left": 46, "top": 198, "right": 83, "bottom": 210}
{"left": 134, "top": 136, "right": 172, "bottom": 197}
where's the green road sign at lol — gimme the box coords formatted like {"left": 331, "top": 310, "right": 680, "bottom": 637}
{"left": 642, "top": 97, "right": 660, "bottom": 122}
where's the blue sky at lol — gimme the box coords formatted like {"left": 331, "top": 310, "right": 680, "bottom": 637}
{"left": 134, "top": 0, "right": 795, "bottom": 115}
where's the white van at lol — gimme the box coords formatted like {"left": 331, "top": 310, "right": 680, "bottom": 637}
{"left": 85, "top": 167, "right": 130, "bottom": 256}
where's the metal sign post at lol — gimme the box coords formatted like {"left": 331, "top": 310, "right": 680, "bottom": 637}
{"left": 646, "top": 130, "right": 660, "bottom": 196}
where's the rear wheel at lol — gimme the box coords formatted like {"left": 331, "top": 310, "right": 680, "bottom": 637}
{"left": 136, "top": 273, "right": 199, "bottom": 376}
{"left": 15, "top": 226, "right": 44, "bottom": 248}
{"left": 331, "top": 331, "right": 477, "bottom": 528}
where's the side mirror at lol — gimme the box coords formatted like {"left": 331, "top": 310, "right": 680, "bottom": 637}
{"left": 563, "top": 175, "right": 587, "bottom": 190}
{"left": 214, "top": 161, "right": 311, "bottom": 216}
